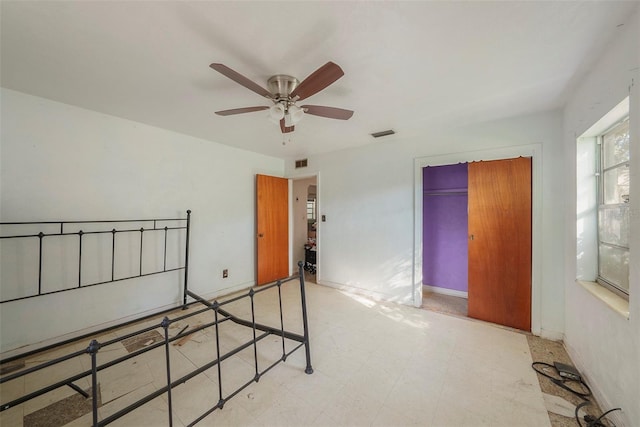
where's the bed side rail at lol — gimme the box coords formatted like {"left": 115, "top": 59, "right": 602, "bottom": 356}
{"left": 0, "top": 262, "right": 313, "bottom": 426}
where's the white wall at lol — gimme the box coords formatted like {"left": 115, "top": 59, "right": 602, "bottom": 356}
{"left": 0, "top": 88, "right": 284, "bottom": 354}
{"left": 286, "top": 109, "right": 565, "bottom": 338}
{"left": 563, "top": 9, "right": 639, "bottom": 426}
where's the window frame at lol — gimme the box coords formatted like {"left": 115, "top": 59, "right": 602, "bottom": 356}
{"left": 306, "top": 199, "right": 316, "bottom": 221}
{"left": 596, "top": 117, "right": 630, "bottom": 300}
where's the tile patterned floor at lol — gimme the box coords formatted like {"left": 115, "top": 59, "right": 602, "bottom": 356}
{"left": 1, "top": 280, "right": 552, "bottom": 426}
{"left": 419, "top": 291, "right": 606, "bottom": 427}
{"left": 527, "top": 336, "right": 604, "bottom": 427}
{"left": 421, "top": 291, "right": 468, "bottom": 317}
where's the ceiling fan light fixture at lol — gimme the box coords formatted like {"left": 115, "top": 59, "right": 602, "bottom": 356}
{"left": 268, "top": 103, "right": 285, "bottom": 122}
{"left": 288, "top": 104, "right": 304, "bottom": 125}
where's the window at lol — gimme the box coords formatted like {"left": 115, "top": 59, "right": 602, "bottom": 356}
{"left": 306, "top": 199, "right": 316, "bottom": 220}
{"left": 597, "top": 118, "right": 630, "bottom": 298}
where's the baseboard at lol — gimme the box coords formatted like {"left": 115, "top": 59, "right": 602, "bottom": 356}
{"left": 0, "top": 280, "right": 257, "bottom": 360}
{"left": 564, "top": 341, "right": 629, "bottom": 427}
{"left": 317, "top": 279, "right": 414, "bottom": 305}
{"left": 0, "top": 299, "right": 187, "bottom": 359}
{"left": 189, "top": 280, "right": 255, "bottom": 302}
{"left": 538, "top": 328, "right": 564, "bottom": 341}
{"left": 423, "top": 284, "right": 468, "bottom": 299}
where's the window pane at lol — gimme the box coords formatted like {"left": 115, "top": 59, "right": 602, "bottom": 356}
{"left": 603, "top": 164, "right": 629, "bottom": 204}
{"left": 602, "top": 119, "right": 629, "bottom": 168}
{"left": 599, "top": 244, "right": 629, "bottom": 293}
{"left": 598, "top": 205, "right": 629, "bottom": 247}
{"left": 306, "top": 200, "right": 315, "bottom": 220}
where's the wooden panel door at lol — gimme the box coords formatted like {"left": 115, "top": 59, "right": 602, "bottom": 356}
{"left": 468, "top": 157, "right": 532, "bottom": 331}
{"left": 256, "top": 174, "right": 289, "bottom": 285}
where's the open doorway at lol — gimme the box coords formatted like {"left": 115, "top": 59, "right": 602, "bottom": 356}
{"left": 291, "top": 176, "right": 318, "bottom": 280}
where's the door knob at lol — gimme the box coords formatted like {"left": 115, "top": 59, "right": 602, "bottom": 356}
{"left": 258, "top": 233, "right": 264, "bottom": 238}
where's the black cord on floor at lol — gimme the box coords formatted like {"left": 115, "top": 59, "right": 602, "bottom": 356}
{"left": 575, "top": 401, "right": 622, "bottom": 427}
{"left": 531, "top": 362, "right": 625, "bottom": 427}
{"left": 531, "top": 361, "right": 592, "bottom": 399}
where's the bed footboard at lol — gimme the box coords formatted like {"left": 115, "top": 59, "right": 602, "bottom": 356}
{"left": 1, "top": 262, "right": 313, "bottom": 426}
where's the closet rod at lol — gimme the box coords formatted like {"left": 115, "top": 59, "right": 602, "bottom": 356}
{"left": 423, "top": 190, "right": 468, "bottom": 196}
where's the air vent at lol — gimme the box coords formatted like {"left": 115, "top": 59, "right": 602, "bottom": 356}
{"left": 371, "top": 129, "right": 395, "bottom": 138}
{"left": 295, "top": 159, "right": 308, "bottom": 168}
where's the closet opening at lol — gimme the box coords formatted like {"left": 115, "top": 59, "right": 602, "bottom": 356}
{"left": 421, "top": 157, "right": 532, "bottom": 331}
{"left": 422, "top": 163, "right": 469, "bottom": 317}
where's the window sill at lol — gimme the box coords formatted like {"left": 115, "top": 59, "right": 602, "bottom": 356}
{"left": 576, "top": 280, "right": 630, "bottom": 319}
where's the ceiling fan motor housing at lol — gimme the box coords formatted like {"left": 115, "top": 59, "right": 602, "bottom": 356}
{"left": 267, "top": 75, "right": 300, "bottom": 100}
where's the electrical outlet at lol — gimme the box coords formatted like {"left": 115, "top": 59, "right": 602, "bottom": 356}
{"left": 222, "top": 269, "right": 228, "bottom": 278}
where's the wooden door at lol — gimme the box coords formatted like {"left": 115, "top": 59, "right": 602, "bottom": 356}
{"left": 468, "top": 157, "right": 531, "bottom": 331}
{"left": 256, "top": 174, "right": 289, "bottom": 285}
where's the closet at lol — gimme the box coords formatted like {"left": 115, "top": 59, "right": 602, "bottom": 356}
{"left": 423, "top": 157, "right": 532, "bottom": 331}
{"left": 422, "top": 163, "right": 469, "bottom": 296}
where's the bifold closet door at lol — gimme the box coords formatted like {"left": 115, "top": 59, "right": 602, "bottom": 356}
{"left": 468, "top": 157, "right": 532, "bottom": 331}
{"left": 256, "top": 174, "right": 289, "bottom": 285}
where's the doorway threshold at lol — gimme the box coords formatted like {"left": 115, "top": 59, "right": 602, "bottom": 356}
{"left": 421, "top": 289, "right": 468, "bottom": 318}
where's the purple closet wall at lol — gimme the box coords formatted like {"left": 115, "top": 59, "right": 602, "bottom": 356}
{"left": 423, "top": 163, "right": 468, "bottom": 293}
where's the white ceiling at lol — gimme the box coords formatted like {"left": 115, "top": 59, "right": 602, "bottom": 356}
{"left": 1, "top": 1, "right": 637, "bottom": 159}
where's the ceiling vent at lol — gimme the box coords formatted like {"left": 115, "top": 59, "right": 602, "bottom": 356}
{"left": 371, "top": 129, "right": 395, "bottom": 138}
{"left": 295, "top": 159, "right": 308, "bottom": 168}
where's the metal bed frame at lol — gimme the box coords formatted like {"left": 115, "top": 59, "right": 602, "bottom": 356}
{"left": 0, "top": 211, "right": 192, "bottom": 305}
{"left": 0, "top": 210, "right": 313, "bottom": 426}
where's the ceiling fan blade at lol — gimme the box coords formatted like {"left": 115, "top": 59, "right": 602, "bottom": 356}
{"left": 301, "top": 105, "right": 354, "bottom": 120}
{"left": 290, "top": 62, "right": 344, "bottom": 101}
{"left": 210, "top": 63, "right": 273, "bottom": 99}
{"left": 215, "top": 106, "right": 269, "bottom": 116}
{"left": 280, "top": 119, "right": 295, "bottom": 134}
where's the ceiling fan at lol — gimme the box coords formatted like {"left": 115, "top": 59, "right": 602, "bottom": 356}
{"left": 210, "top": 61, "right": 354, "bottom": 134}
